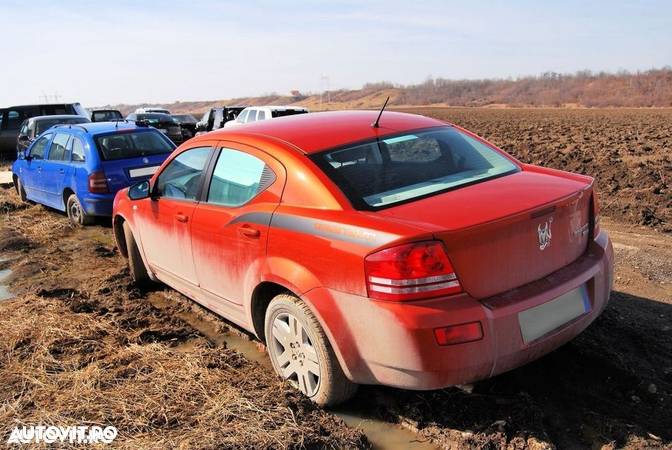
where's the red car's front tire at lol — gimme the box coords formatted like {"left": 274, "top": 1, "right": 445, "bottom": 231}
{"left": 123, "top": 221, "right": 150, "bottom": 285}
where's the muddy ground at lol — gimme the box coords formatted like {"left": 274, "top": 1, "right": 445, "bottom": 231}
{"left": 1, "top": 108, "right": 672, "bottom": 449}
{"left": 404, "top": 108, "right": 672, "bottom": 233}
{"left": 0, "top": 189, "right": 368, "bottom": 449}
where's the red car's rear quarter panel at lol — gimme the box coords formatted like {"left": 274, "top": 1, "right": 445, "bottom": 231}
{"left": 265, "top": 206, "right": 434, "bottom": 296}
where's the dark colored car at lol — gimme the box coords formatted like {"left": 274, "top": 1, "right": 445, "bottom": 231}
{"left": 0, "top": 103, "right": 88, "bottom": 157}
{"left": 172, "top": 114, "right": 198, "bottom": 139}
{"left": 16, "top": 115, "right": 91, "bottom": 155}
{"left": 126, "top": 113, "right": 183, "bottom": 145}
{"left": 195, "top": 106, "right": 246, "bottom": 134}
{"left": 90, "top": 109, "right": 123, "bottom": 122}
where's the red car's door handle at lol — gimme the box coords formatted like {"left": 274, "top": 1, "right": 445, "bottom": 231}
{"left": 175, "top": 213, "right": 189, "bottom": 223}
{"left": 237, "top": 226, "right": 260, "bottom": 238}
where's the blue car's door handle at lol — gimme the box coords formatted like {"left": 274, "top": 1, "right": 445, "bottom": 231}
{"left": 58, "top": 168, "right": 64, "bottom": 174}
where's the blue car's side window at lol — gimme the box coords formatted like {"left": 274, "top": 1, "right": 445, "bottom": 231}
{"left": 48, "top": 133, "right": 70, "bottom": 161}
{"left": 30, "top": 134, "right": 52, "bottom": 160}
{"left": 71, "top": 137, "right": 86, "bottom": 162}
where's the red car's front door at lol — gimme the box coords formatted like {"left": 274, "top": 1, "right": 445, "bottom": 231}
{"left": 137, "top": 146, "right": 214, "bottom": 285}
{"left": 190, "top": 142, "right": 285, "bottom": 305}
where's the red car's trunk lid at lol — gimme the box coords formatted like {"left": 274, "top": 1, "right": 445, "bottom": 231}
{"left": 375, "top": 170, "right": 593, "bottom": 299}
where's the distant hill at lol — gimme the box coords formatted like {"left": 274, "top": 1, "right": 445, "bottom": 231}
{"left": 99, "top": 68, "right": 672, "bottom": 116}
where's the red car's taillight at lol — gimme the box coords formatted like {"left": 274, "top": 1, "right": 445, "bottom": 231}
{"left": 592, "top": 183, "right": 601, "bottom": 238}
{"left": 88, "top": 171, "right": 109, "bottom": 194}
{"left": 364, "top": 241, "right": 462, "bottom": 301}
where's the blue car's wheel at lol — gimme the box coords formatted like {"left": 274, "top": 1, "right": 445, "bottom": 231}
{"left": 66, "top": 194, "right": 94, "bottom": 226}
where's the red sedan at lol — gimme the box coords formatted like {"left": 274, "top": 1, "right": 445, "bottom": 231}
{"left": 112, "top": 110, "right": 614, "bottom": 406}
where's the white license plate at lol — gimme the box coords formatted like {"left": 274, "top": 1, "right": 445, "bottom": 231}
{"left": 129, "top": 166, "right": 160, "bottom": 178}
{"left": 518, "top": 284, "right": 590, "bottom": 343}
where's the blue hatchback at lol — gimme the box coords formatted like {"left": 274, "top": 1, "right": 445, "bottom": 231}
{"left": 12, "top": 122, "right": 175, "bottom": 225}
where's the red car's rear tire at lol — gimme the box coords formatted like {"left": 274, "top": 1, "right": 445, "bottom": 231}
{"left": 264, "top": 293, "right": 357, "bottom": 406}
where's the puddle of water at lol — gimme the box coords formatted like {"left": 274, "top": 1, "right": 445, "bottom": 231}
{"left": 147, "top": 292, "right": 271, "bottom": 367}
{"left": 0, "top": 268, "right": 13, "bottom": 301}
{"left": 147, "top": 291, "right": 438, "bottom": 450}
{"left": 335, "top": 411, "right": 437, "bottom": 450}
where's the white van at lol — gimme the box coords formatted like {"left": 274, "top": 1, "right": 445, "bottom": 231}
{"left": 224, "top": 106, "right": 308, "bottom": 128}
{"left": 135, "top": 107, "right": 171, "bottom": 115}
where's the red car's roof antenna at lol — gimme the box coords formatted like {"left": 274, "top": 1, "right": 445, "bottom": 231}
{"left": 372, "top": 96, "right": 390, "bottom": 128}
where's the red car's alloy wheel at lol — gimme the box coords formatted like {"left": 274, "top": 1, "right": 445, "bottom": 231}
{"left": 270, "top": 311, "right": 322, "bottom": 397}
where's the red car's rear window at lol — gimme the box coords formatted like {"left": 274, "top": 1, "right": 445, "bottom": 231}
{"left": 311, "top": 126, "right": 519, "bottom": 210}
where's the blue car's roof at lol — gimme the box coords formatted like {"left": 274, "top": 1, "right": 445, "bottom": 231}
{"left": 50, "top": 121, "right": 151, "bottom": 137}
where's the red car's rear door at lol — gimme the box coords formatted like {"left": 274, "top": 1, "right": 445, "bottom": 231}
{"left": 190, "top": 142, "right": 285, "bottom": 306}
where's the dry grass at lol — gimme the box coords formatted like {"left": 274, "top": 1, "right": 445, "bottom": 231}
{"left": 0, "top": 294, "right": 364, "bottom": 449}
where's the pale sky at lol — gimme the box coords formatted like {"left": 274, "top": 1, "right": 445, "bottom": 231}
{"left": 1, "top": 0, "right": 670, "bottom": 107}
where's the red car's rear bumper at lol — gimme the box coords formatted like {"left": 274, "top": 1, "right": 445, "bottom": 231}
{"left": 302, "top": 232, "right": 614, "bottom": 389}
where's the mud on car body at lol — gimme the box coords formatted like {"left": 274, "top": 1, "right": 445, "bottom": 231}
{"left": 112, "top": 110, "right": 614, "bottom": 406}
{"left": 12, "top": 122, "right": 175, "bottom": 225}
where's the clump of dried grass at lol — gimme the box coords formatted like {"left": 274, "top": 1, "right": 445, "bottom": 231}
{"left": 8, "top": 207, "right": 73, "bottom": 244}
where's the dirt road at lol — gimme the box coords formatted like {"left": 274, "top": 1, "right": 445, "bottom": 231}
{"left": 1, "top": 107, "right": 671, "bottom": 449}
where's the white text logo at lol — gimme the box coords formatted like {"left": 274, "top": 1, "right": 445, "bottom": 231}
{"left": 7, "top": 425, "right": 117, "bottom": 445}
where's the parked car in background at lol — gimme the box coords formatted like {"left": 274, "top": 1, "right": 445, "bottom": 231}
{"left": 224, "top": 106, "right": 308, "bottom": 128}
{"left": 112, "top": 110, "right": 613, "bottom": 406}
{"left": 126, "top": 113, "right": 183, "bottom": 144}
{"left": 90, "top": 109, "right": 123, "bottom": 122}
{"left": 13, "top": 122, "right": 175, "bottom": 225}
{"left": 172, "top": 114, "right": 198, "bottom": 139}
{"left": 16, "top": 115, "right": 91, "bottom": 155}
{"left": 195, "top": 106, "right": 246, "bottom": 134}
{"left": 135, "top": 107, "right": 171, "bottom": 115}
{"left": 0, "top": 103, "right": 88, "bottom": 157}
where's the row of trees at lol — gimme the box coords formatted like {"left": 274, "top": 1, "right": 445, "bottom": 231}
{"left": 359, "top": 68, "right": 672, "bottom": 107}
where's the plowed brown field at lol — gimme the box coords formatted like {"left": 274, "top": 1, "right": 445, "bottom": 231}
{"left": 403, "top": 108, "right": 672, "bottom": 233}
